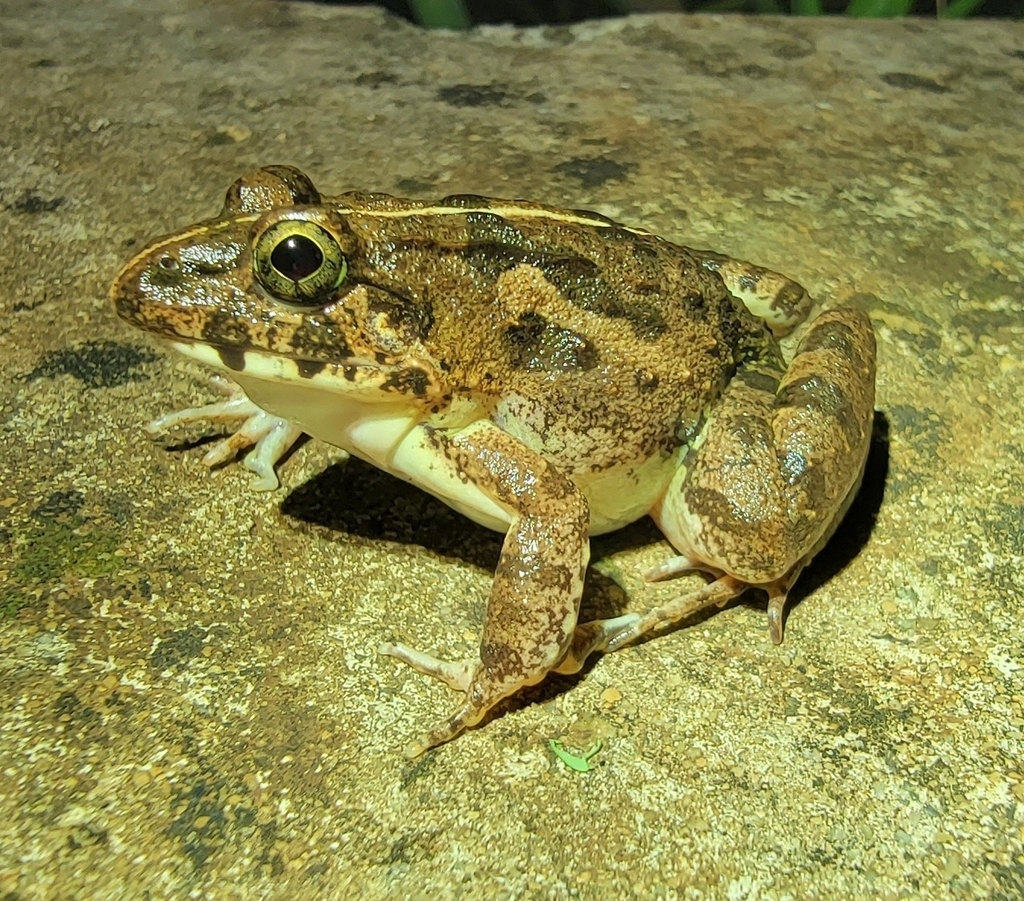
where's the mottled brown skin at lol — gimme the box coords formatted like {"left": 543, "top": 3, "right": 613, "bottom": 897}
{"left": 111, "top": 166, "right": 876, "bottom": 755}
{"left": 114, "top": 172, "right": 773, "bottom": 468}
{"left": 609, "top": 307, "right": 876, "bottom": 653}
{"left": 402, "top": 423, "right": 591, "bottom": 753}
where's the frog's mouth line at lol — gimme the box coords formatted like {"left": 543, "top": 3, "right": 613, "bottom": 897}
{"left": 168, "top": 339, "right": 413, "bottom": 400}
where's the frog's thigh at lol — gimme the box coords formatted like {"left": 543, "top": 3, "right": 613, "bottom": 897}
{"left": 650, "top": 306, "right": 876, "bottom": 644}
{"left": 381, "top": 421, "right": 590, "bottom": 756}
{"left": 689, "top": 249, "right": 812, "bottom": 337}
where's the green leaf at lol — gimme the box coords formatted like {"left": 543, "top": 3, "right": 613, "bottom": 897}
{"left": 408, "top": 0, "right": 472, "bottom": 29}
{"left": 549, "top": 739, "right": 603, "bottom": 772}
{"left": 940, "top": 0, "right": 986, "bottom": 16}
{"left": 792, "top": 0, "right": 824, "bottom": 14}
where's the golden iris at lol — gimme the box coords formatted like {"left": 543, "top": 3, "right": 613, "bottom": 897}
{"left": 254, "top": 219, "right": 347, "bottom": 304}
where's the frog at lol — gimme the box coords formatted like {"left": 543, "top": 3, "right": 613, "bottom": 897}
{"left": 110, "top": 165, "right": 876, "bottom": 757}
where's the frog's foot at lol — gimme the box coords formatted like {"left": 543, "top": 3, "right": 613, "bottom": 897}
{"left": 553, "top": 613, "right": 641, "bottom": 675}
{"left": 644, "top": 552, "right": 720, "bottom": 582}
{"left": 379, "top": 642, "right": 475, "bottom": 692}
{"left": 382, "top": 611, "right": 648, "bottom": 753}
{"left": 147, "top": 376, "right": 304, "bottom": 491}
{"left": 557, "top": 569, "right": 803, "bottom": 668}
{"left": 553, "top": 577, "right": 746, "bottom": 669}
{"left": 627, "top": 575, "right": 746, "bottom": 646}
{"left": 379, "top": 643, "right": 488, "bottom": 758}
{"left": 379, "top": 643, "right": 546, "bottom": 758}
{"left": 639, "top": 553, "right": 785, "bottom": 643}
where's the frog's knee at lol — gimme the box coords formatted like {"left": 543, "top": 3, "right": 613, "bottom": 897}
{"left": 776, "top": 306, "right": 876, "bottom": 484}
{"left": 788, "top": 306, "right": 876, "bottom": 401}
{"left": 655, "top": 305, "right": 876, "bottom": 588}
{"left": 690, "top": 249, "right": 813, "bottom": 336}
{"left": 687, "top": 501, "right": 811, "bottom": 585}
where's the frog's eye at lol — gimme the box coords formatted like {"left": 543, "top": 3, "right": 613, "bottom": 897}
{"left": 253, "top": 220, "right": 347, "bottom": 305}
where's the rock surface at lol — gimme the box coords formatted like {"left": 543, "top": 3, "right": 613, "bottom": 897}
{"left": 1, "top": 2, "right": 1023, "bottom": 898}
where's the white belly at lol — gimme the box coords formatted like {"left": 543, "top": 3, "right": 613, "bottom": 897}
{"left": 232, "top": 372, "right": 515, "bottom": 532}
{"left": 239, "top": 372, "right": 676, "bottom": 536}
{"left": 177, "top": 344, "right": 673, "bottom": 537}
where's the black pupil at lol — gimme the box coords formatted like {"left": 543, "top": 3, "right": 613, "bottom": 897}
{"left": 270, "top": 234, "right": 323, "bottom": 281}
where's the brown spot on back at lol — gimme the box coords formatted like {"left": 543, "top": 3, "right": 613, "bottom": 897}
{"left": 503, "top": 312, "right": 599, "bottom": 372}
{"left": 466, "top": 212, "right": 533, "bottom": 251}
{"left": 538, "top": 257, "right": 667, "bottom": 340}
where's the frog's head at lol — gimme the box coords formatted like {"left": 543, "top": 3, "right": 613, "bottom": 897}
{"left": 111, "top": 166, "right": 441, "bottom": 403}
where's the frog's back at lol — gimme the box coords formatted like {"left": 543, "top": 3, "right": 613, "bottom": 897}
{"left": 330, "top": 192, "right": 770, "bottom": 477}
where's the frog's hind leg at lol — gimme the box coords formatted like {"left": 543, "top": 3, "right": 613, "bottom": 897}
{"left": 608, "top": 306, "right": 875, "bottom": 651}
{"left": 555, "top": 576, "right": 742, "bottom": 674}
{"left": 689, "top": 249, "right": 813, "bottom": 337}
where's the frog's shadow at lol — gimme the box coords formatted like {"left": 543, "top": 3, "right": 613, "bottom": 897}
{"left": 279, "top": 457, "right": 653, "bottom": 623}
{"left": 281, "top": 411, "right": 888, "bottom": 715}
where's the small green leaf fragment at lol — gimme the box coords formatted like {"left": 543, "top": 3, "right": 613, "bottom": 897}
{"left": 549, "top": 739, "right": 603, "bottom": 772}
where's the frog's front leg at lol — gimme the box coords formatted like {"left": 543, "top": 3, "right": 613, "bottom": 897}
{"left": 380, "top": 422, "right": 590, "bottom": 757}
{"left": 147, "top": 374, "right": 304, "bottom": 490}
{"left": 571, "top": 306, "right": 876, "bottom": 661}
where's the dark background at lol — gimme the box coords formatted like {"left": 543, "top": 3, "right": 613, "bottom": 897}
{"left": 333, "top": 0, "right": 1023, "bottom": 24}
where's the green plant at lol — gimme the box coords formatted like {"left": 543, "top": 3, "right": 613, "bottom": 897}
{"left": 408, "top": 0, "right": 472, "bottom": 28}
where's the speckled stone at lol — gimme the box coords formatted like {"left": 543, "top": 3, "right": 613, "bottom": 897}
{"left": 1, "top": 2, "right": 1022, "bottom": 899}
